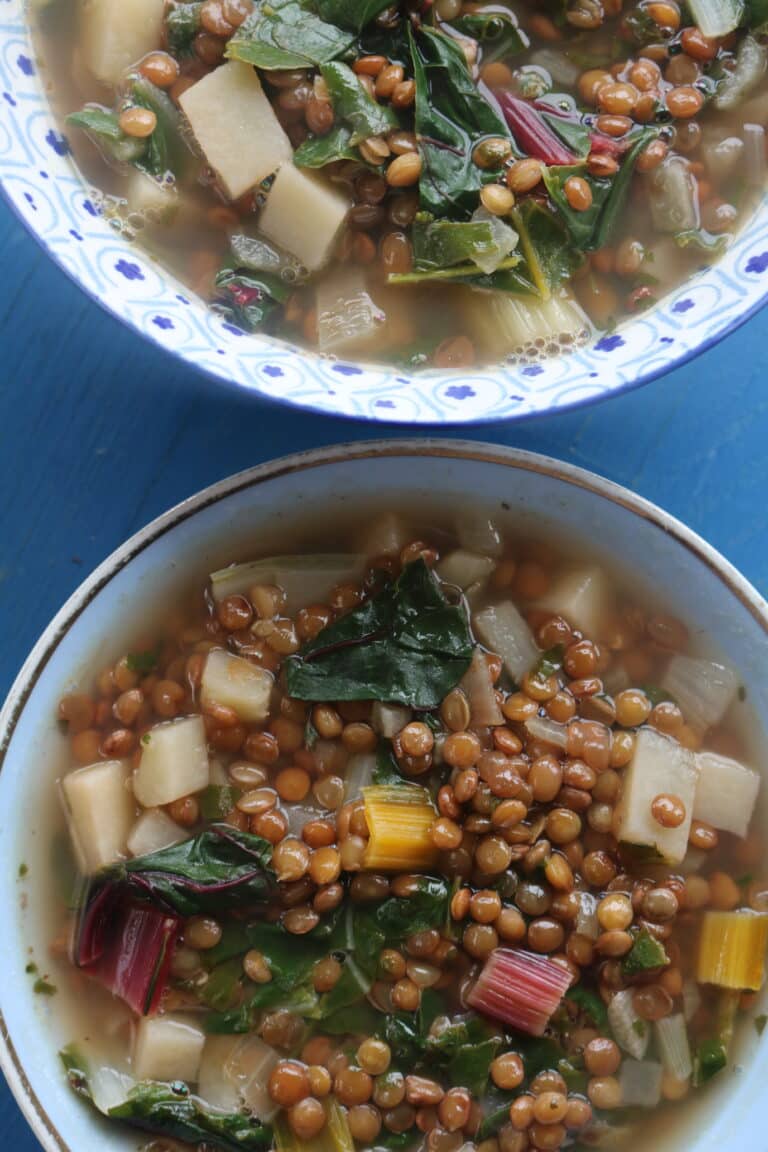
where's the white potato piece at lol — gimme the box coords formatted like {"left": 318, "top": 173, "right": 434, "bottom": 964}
{"left": 436, "top": 550, "right": 495, "bottom": 590}
{"left": 317, "top": 267, "right": 386, "bottom": 353}
{"left": 693, "top": 750, "right": 760, "bottom": 837}
{"left": 362, "top": 513, "right": 411, "bottom": 559}
{"left": 81, "top": 0, "right": 164, "bottom": 85}
{"left": 455, "top": 512, "right": 503, "bottom": 557}
{"left": 537, "top": 565, "right": 611, "bottom": 639}
{"left": 133, "top": 716, "right": 209, "bottom": 808}
{"left": 260, "top": 163, "right": 350, "bottom": 272}
{"left": 133, "top": 1016, "right": 206, "bottom": 1083}
{"left": 210, "top": 553, "right": 364, "bottom": 614}
{"left": 615, "top": 728, "right": 699, "bottom": 864}
{"left": 127, "top": 809, "right": 187, "bottom": 858}
{"left": 124, "top": 169, "right": 178, "bottom": 221}
{"left": 473, "top": 601, "right": 539, "bottom": 683}
{"left": 201, "top": 649, "right": 274, "bottom": 724}
{"left": 61, "top": 760, "right": 135, "bottom": 875}
{"left": 661, "top": 654, "right": 739, "bottom": 733}
{"left": 179, "top": 63, "right": 292, "bottom": 200}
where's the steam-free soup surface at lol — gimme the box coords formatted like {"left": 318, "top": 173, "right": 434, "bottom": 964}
{"left": 48, "top": 505, "right": 768, "bottom": 1152}
{"left": 35, "top": 0, "right": 768, "bottom": 369}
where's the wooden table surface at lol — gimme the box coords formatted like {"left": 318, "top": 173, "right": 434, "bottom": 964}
{"left": 2, "top": 189, "right": 768, "bottom": 1148}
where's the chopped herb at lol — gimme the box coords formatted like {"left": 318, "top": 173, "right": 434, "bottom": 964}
{"left": 33, "top": 977, "right": 57, "bottom": 997}
{"left": 622, "top": 928, "right": 670, "bottom": 976}
{"left": 18, "top": 862, "right": 28, "bottom": 878}
{"left": 755, "top": 1014, "right": 768, "bottom": 1036}
{"left": 126, "top": 649, "right": 159, "bottom": 675}
{"left": 25, "top": 962, "right": 38, "bottom": 975}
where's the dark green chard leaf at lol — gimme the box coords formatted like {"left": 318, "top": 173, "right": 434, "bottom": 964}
{"left": 538, "top": 109, "right": 591, "bottom": 159}
{"left": 373, "top": 742, "right": 408, "bottom": 786}
{"left": 315, "top": 0, "right": 396, "bottom": 32}
{"left": 410, "top": 26, "right": 510, "bottom": 219}
{"left": 693, "top": 1038, "right": 728, "bottom": 1085}
{"left": 285, "top": 559, "right": 474, "bottom": 707}
{"left": 165, "top": 1, "right": 203, "bottom": 55}
{"left": 427, "top": 1016, "right": 503, "bottom": 1095}
{"left": 62, "top": 1050, "right": 272, "bottom": 1152}
{"left": 621, "top": 928, "right": 669, "bottom": 976}
{"left": 450, "top": 11, "right": 527, "bottom": 65}
{"left": 321, "top": 61, "right": 399, "bottom": 143}
{"left": 226, "top": 0, "right": 355, "bottom": 70}
{"left": 294, "top": 123, "right": 359, "bottom": 168}
{"left": 565, "top": 983, "right": 609, "bottom": 1030}
{"left": 66, "top": 106, "right": 146, "bottom": 166}
{"left": 229, "top": 232, "right": 309, "bottom": 282}
{"left": 198, "top": 785, "right": 243, "bottom": 821}
{"left": 213, "top": 267, "right": 292, "bottom": 333}
{"left": 129, "top": 74, "right": 189, "bottom": 180}
{"left": 125, "top": 648, "right": 159, "bottom": 674}
{"left": 410, "top": 217, "right": 518, "bottom": 273}
{"left": 513, "top": 198, "right": 582, "bottom": 297}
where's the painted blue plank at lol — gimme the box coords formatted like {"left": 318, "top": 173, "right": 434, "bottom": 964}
{"left": 1, "top": 186, "right": 768, "bottom": 1149}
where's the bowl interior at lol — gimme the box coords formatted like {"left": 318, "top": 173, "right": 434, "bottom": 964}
{"left": 2, "top": 442, "right": 768, "bottom": 1152}
{"left": 3, "top": 19, "right": 768, "bottom": 422}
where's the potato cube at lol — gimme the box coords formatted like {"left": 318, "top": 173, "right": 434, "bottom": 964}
{"left": 259, "top": 163, "right": 350, "bottom": 272}
{"left": 133, "top": 716, "right": 209, "bottom": 808}
{"left": 81, "top": 0, "right": 164, "bottom": 85}
{"left": 133, "top": 1015, "right": 206, "bottom": 1083}
{"left": 61, "top": 760, "right": 135, "bottom": 875}
{"left": 200, "top": 649, "right": 274, "bottom": 724}
{"left": 179, "top": 62, "right": 292, "bottom": 200}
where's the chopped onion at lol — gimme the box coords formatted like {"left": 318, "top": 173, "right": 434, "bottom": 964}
{"left": 371, "top": 701, "right": 412, "bottom": 739}
{"left": 744, "top": 123, "right": 766, "bottom": 186}
{"left": 618, "top": 1059, "right": 663, "bottom": 1108}
{"left": 656, "top": 1014, "right": 693, "bottom": 1082}
{"left": 575, "top": 892, "right": 599, "bottom": 941}
{"left": 650, "top": 157, "right": 699, "bottom": 234}
{"left": 344, "top": 752, "right": 377, "bottom": 801}
{"left": 127, "top": 809, "right": 187, "bottom": 858}
{"left": 461, "top": 648, "right": 503, "bottom": 726}
{"left": 682, "top": 979, "right": 702, "bottom": 1023}
{"left": 525, "top": 714, "right": 568, "bottom": 750}
{"left": 436, "top": 549, "right": 496, "bottom": 590}
{"left": 689, "top": 0, "right": 744, "bottom": 38}
{"left": 608, "top": 989, "right": 650, "bottom": 1059}
{"left": 455, "top": 512, "right": 503, "bottom": 557}
{"left": 661, "top": 653, "right": 739, "bottom": 733}
{"left": 703, "top": 134, "right": 744, "bottom": 184}
{"left": 715, "top": 35, "right": 767, "bottom": 111}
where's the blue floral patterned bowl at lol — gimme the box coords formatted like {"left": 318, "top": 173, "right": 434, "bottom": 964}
{"left": 2, "top": 15, "right": 768, "bottom": 423}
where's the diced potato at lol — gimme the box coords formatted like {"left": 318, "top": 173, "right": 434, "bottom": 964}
{"left": 317, "top": 267, "right": 386, "bottom": 353}
{"left": 133, "top": 1015, "right": 206, "bottom": 1083}
{"left": 693, "top": 751, "right": 760, "bottom": 838}
{"left": 473, "top": 601, "right": 539, "bottom": 683}
{"left": 371, "top": 701, "right": 412, "bottom": 739}
{"left": 259, "top": 164, "right": 350, "bottom": 272}
{"left": 661, "top": 654, "right": 739, "bottom": 733}
{"left": 80, "top": 0, "right": 164, "bottom": 85}
{"left": 210, "top": 554, "right": 364, "bottom": 615}
{"left": 123, "top": 169, "right": 178, "bottom": 222}
{"left": 615, "top": 728, "right": 699, "bottom": 864}
{"left": 201, "top": 649, "right": 273, "bottom": 725}
{"left": 61, "top": 760, "right": 135, "bottom": 875}
{"left": 179, "top": 63, "right": 292, "bottom": 200}
{"left": 198, "top": 1036, "right": 242, "bottom": 1112}
{"left": 455, "top": 512, "right": 503, "bottom": 557}
{"left": 537, "top": 565, "right": 611, "bottom": 639}
{"left": 436, "top": 550, "right": 495, "bottom": 589}
{"left": 133, "top": 716, "right": 209, "bottom": 808}
{"left": 362, "top": 513, "right": 411, "bottom": 559}
{"left": 127, "top": 809, "right": 187, "bottom": 858}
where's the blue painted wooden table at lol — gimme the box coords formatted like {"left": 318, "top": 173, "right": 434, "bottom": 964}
{"left": 2, "top": 189, "right": 768, "bottom": 1149}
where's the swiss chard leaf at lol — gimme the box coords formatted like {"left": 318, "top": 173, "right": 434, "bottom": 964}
{"left": 285, "top": 559, "right": 474, "bottom": 707}
{"left": 294, "top": 123, "right": 360, "bottom": 168}
{"left": 538, "top": 108, "right": 591, "bottom": 159}
{"left": 226, "top": 0, "right": 355, "bottom": 70}
{"left": 315, "top": 0, "right": 395, "bottom": 31}
{"left": 411, "top": 26, "right": 510, "bottom": 219}
{"left": 565, "top": 983, "right": 609, "bottom": 1031}
{"left": 165, "top": 1, "right": 203, "bottom": 56}
{"left": 321, "top": 61, "right": 399, "bottom": 144}
{"left": 77, "top": 827, "right": 274, "bottom": 964}
{"left": 129, "top": 74, "right": 188, "bottom": 180}
{"left": 213, "top": 266, "right": 292, "bottom": 333}
{"left": 62, "top": 1051, "right": 272, "bottom": 1152}
{"left": 450, "top": 11, "right": 527, "bottom": 64}
{"left": 513, "top": 198, "right": 582, "bottom": 298}
{"left": 66, "top": 106, "right": 146, "bottom": 166}
{"left": 411, "top": 217, "right": 518, "bottom": 273}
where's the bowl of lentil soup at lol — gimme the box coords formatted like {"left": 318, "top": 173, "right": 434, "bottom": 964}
{"left": 3, "top": 440, "right": 768, "bottom": 1152}
{"left": 4, "top": 0, "right": 768, "bottom": 420}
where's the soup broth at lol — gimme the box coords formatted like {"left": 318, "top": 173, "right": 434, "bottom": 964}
{"left": 33, "top": 0, "right": 768, "bottom": 369}
{"left": 39, "top": 502, "right": 768, "bottom": 1152}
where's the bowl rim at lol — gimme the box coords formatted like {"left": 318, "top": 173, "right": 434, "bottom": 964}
{"left": 2, "top": 436, "right": 768, "bottom": 1151}
{"left": 4, "top": 13, "right": 768, "bottom": 423}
